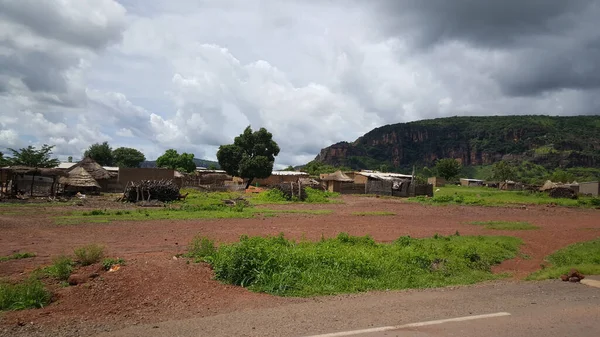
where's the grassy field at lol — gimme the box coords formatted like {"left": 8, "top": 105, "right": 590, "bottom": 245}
{"left": 527, "top": 238, "right": 600, "bottom": 280}
{"left": 408, "top": 185, "right": 599, "bottom": 207}
{"left": 55, "top": 189, "right": 335, "bottom": 225}
{"left": 469, "top": 221, "right": 539, "bottom": 230}
{"left": 189, "top": 233, "right": 522, "bottom": 297}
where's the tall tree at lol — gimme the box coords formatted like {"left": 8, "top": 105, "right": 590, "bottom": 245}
{"left": 0, "top": 152, "right": 8, "bottom": 167}
{"left": 435, "top": 158, "right": 462, "bottom": 181}
{"left": 217, "top": 126, "right": 280, "bottom": 188}
{"left": 156, "top": 149, "right": 196, "bottom": 173}
{"left": 113, "top": 147, "right": 146, "bottom": 168}
{"left": 7, "top": 144, "right": 60, "bottom": 168}
{"left": 84, "top": 142, "right": 114, "bottom": 166}
{"left": 491, "top": 160, "right": 517, "bottom": 182}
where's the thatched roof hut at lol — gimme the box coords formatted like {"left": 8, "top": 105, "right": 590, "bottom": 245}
{"left": 71, "top": 157, "right": 111, "bottom": 180}
{"left": 3, "top": 166, "right": 67, "bottom": 177}
{"left": 59, "top": 166, "right": 100, "bottom": 188}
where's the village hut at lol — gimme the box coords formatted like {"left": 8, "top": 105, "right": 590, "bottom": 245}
{"left": 68, "top": 157, "right": 112, "bottom": 191}
{"left": 59, "top": 166, "right": 101, "bottom": 194}
{"left": 0, "top": 166, "right": 66, "bottom": 198}
{"left": 321, "top": 170, "right": 354, "bottom": 193}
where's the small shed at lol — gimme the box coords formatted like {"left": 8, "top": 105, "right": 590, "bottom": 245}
{"left": 0, "top": 166, "right": 66, "bottom": 198}
{"left": 428, "top": 177, "right": 446, "bottom": 187}
{"left": 460, "top": 178, "right": 484, "bottom": 187}
{"left": 579, "top": 181, "right": 599, "bottom": 196}
{"left": 321, "top": 171, "right": 354, "bottom": 193}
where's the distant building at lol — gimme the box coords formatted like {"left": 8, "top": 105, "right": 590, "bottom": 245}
{"left": 428, "top": 177, "right": 446, "bottom": 187}
{"left": 579, "top": 181, "right": 599, "bottom": 196}
{"left": 460, "top": 178, "right": 484, "bottom": 187}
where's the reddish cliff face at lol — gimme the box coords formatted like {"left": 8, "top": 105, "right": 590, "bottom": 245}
{"left": 312, "top": 116, "right": 600, "bottom": 170}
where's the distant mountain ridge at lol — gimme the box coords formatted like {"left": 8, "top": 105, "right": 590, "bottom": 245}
{"left": 141, "top": 158, "right": 220, "bottom": 169}
{"left": 314, "top": 115, "right": 600, "bottom": 170}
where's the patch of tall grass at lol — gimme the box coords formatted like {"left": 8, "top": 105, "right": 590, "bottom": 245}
{"left": 527, "top": 238, "right": 600, "bottom": 280}
{"left": 0, "top": 252, "right": 36, "bottom": 262}
{"left": 194, "top": 233, "right": 521, "bottom": 297}
{"left": 0, "top": 278, "right": 52, "bottom": 311}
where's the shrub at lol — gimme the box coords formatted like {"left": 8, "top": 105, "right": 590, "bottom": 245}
{"left": 102, "top": 258, "right": 125, "bottom": 271}
{"left": 45, "top": 256, "right": 74, "bottom": 281}
{"left": 0, "top": 278, "right": 52, "bottom": 311}
{"left": 253, "top": 189, "right": 288, "bottom": 203}
{"left": 73, "top": 244, "right": 105, "bottom": 266}
{"left": 186, "top": 235, "right": 217, "bottom": 261}
{"left": 209, "top": 233, "right": 521, "bottom": 296}
{"left": 304, "top": 187, "right": 339, "bottom": 203}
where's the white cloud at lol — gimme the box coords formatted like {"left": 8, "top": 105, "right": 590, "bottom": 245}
{"left": 0, "top": 0, "right": 597, "bottom": 167}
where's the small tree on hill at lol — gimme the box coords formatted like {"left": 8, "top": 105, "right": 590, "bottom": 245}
{"left": 7, "top": 144, "right": 60, "bottom": 168}
{"left": 84, "top": 142, "right": 114, "bottom": 166}
{"left": 435, "top": 158, "right": 461, "bottom": 181}
{"left": 156, "top": 149, "right": 196, "bottom": 173}
{"left": 217, "top": 126, "right": 280, "bottom": 188}
{"left": 491, "top": 160, "right": 517, "bottom": 182}
{"left": 282, "top": 165, "right": 296, "bottom": 171}
{"left": 113, "top": 147, "right": 146, "bottom": 168}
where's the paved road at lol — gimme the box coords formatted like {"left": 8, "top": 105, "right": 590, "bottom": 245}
{"left": 95, "top": 280, "right": 600, "bottom": 337}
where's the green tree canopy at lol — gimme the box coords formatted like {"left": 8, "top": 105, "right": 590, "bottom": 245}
{"left": 491, "top": 160, "right": 517, "bottom": 182}
{"left": 217, "top": 126, "right": 280, "bottom": 188}
{"left": 156, "top": 149, "right": 196, "bottom": 173}
{"left": 282, "top": 165, "right": 296, "bottom": 171}
{"left": 84, "top": 142, "right": 114, "bottom": 166}
{"left": 113, "top": 147, "right": 146, "bottom": 168}
{"left": 6, "top": 144, "right": 60, "bottom": 168}
{"left": 435, "top": 158, "right": 462, "bottom": 180}
{"left": 0, "top": 152, "right": 9, "bottom": 167}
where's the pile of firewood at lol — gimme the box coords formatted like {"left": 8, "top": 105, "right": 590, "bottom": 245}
{"left": 274, "top": 182, "right": 307, "bottom": 201}
{"left": 123, "top": 180, "right": 180, "bottom": 202}
{"left": 549, "top": 187, "right": 577, "bottom": 199}
{"left": 560, "top": 269, "right": 585, "bottom": 282}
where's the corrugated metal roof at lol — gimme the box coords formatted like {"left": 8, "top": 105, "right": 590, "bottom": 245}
{"left": 271, "top": 171, "right": 309, "bottom": 176}
{"left": 57, "top": 162, "right": 76, "bottom": 169}
{"left": 358, "top": 172, "right": 413, "bottom": 180}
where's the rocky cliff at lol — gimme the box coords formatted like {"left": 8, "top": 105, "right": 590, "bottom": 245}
{"left": 314, "top": 115, "right": 600, "bottom": 170}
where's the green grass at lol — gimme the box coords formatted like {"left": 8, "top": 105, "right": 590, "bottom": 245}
{"left": 352, "top": 211, "right": 396, "bottom": 216}
{"left": 469, "top": 221, "right": 539, "bottom": 230}
{"left": 0, "top": 252, "right": 36, "bottom": 262}
{"left": 251, "top": 188, "right": 341, "bottom": 205}
{"left": 44, "top": 256, "right": 74, "bottom": 281}
{"left": 102, "top": 257, "right": 125, "bottom": 271}
{"left": 74, "top": 244, "right": 105, "bottom": 266}
{"left": 0, "top": 277, "right": 52, "bottom": 311}
{"left": 194, "top": 233, "right": 522, "bottom": 297}
{"left": 527, "top": 239, "right": 600, "bottom": 280}
{"left": 408, "top": 186, "right": 597, "bottom": 208}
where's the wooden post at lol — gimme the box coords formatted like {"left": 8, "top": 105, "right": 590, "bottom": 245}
{"left": 30, "top": 172, "right": 36, "bottom": 197}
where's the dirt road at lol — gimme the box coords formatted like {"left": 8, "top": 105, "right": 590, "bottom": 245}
{"left": 92, "top": 280, "right": 600, "bottom": 337}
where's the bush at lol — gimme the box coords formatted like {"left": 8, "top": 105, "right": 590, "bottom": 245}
{"left": 74, "top": 244, "right": 105, "bottom": 266}
{"left": 305, "top": 187, "right": 339, "bottom": 203}
{"left": 45, "top": 256, "right": 74, "bottom": 281}
{"left": 0, "top": 278, "right": 52, "bottom": 311}
{"left": 186, "top": 235, "right": 217, "bottom": 261}
{"left": 102, "top": 258, "right": 125, "bottom": 271}
{"left": 209, "top": 233, "right": 521, "bottom": 296}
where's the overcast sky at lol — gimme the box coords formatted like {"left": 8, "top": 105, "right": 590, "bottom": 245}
{"left": 1, "top": 0, "right": 598, "bottom": 167}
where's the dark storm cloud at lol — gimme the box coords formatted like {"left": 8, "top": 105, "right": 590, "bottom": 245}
{"left": 368, "top": 0, "right": 600, "bottom": 97}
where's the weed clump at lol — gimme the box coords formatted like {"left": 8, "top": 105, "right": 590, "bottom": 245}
{"left": 0, "top": 278, "right": 52, "bottom": 311}
{"left": 206, "top": 233, "right": 521, "bottom": 297}
{"left": 186, "top": 235, "right": 217, "bottom": 261}
{"left": 0, "top": 252, "right": 36, "bottom": 262}
{"left": 102, "top": 258, "right": 125, "bottom": 271}
{"left": 45, "top": 255, "right": 74, "bottom": 281}
{"left": 74, "top": 244, "right": 105, "bottom": 266}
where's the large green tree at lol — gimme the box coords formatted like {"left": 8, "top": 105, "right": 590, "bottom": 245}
{"left": 217, "top": 126, "right": 280, "bottom": 188}
{"left": 84, "top": 142, "right": 114, "bottom": 166}
{"left": 435, "top": 158, "right": 462, "bottom": 181}
{"left": 156, "top": 149, "right": 196, "bottom": 173}
{"left": 113, "top": 147, "right": 146, "bottom": 168}
{"left": 7, "top": 144, "right": 60, "bottom": 168}
{"left": 0, "top": 152, "right": 8, "bottom": 167}
{"left": 491, "top": 160, "right": 517, "bottom": 182}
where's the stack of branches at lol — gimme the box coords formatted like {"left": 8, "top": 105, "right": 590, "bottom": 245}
{"left": 274, "top": 182, "right": 307, "bottom": 201}
{"left": 548, "top": 187, "right": 577, "bottom": 199}
{"left": 123, "top": 180, "right": 180, "bottom": 203}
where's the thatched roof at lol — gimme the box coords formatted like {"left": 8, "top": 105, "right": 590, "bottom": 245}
{"left": 72, "top": 157, "right": 111, "bottom": 180}
{"left": 59, "top": 166, "right": 101, "bottom": 188}
{"left": 321, "top": 170, "right": 353, "bottom": 182}
{"left": 1, "top": 166, "right": 67, "bottom": 176}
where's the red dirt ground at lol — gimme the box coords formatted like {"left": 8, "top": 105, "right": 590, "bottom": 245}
{"left": 0, "top": 195, "right": 599, "bottom": 336}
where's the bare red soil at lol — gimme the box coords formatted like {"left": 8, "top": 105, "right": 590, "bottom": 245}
{"left": 0, "top": 195, "right": 598, "bottom": 335}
